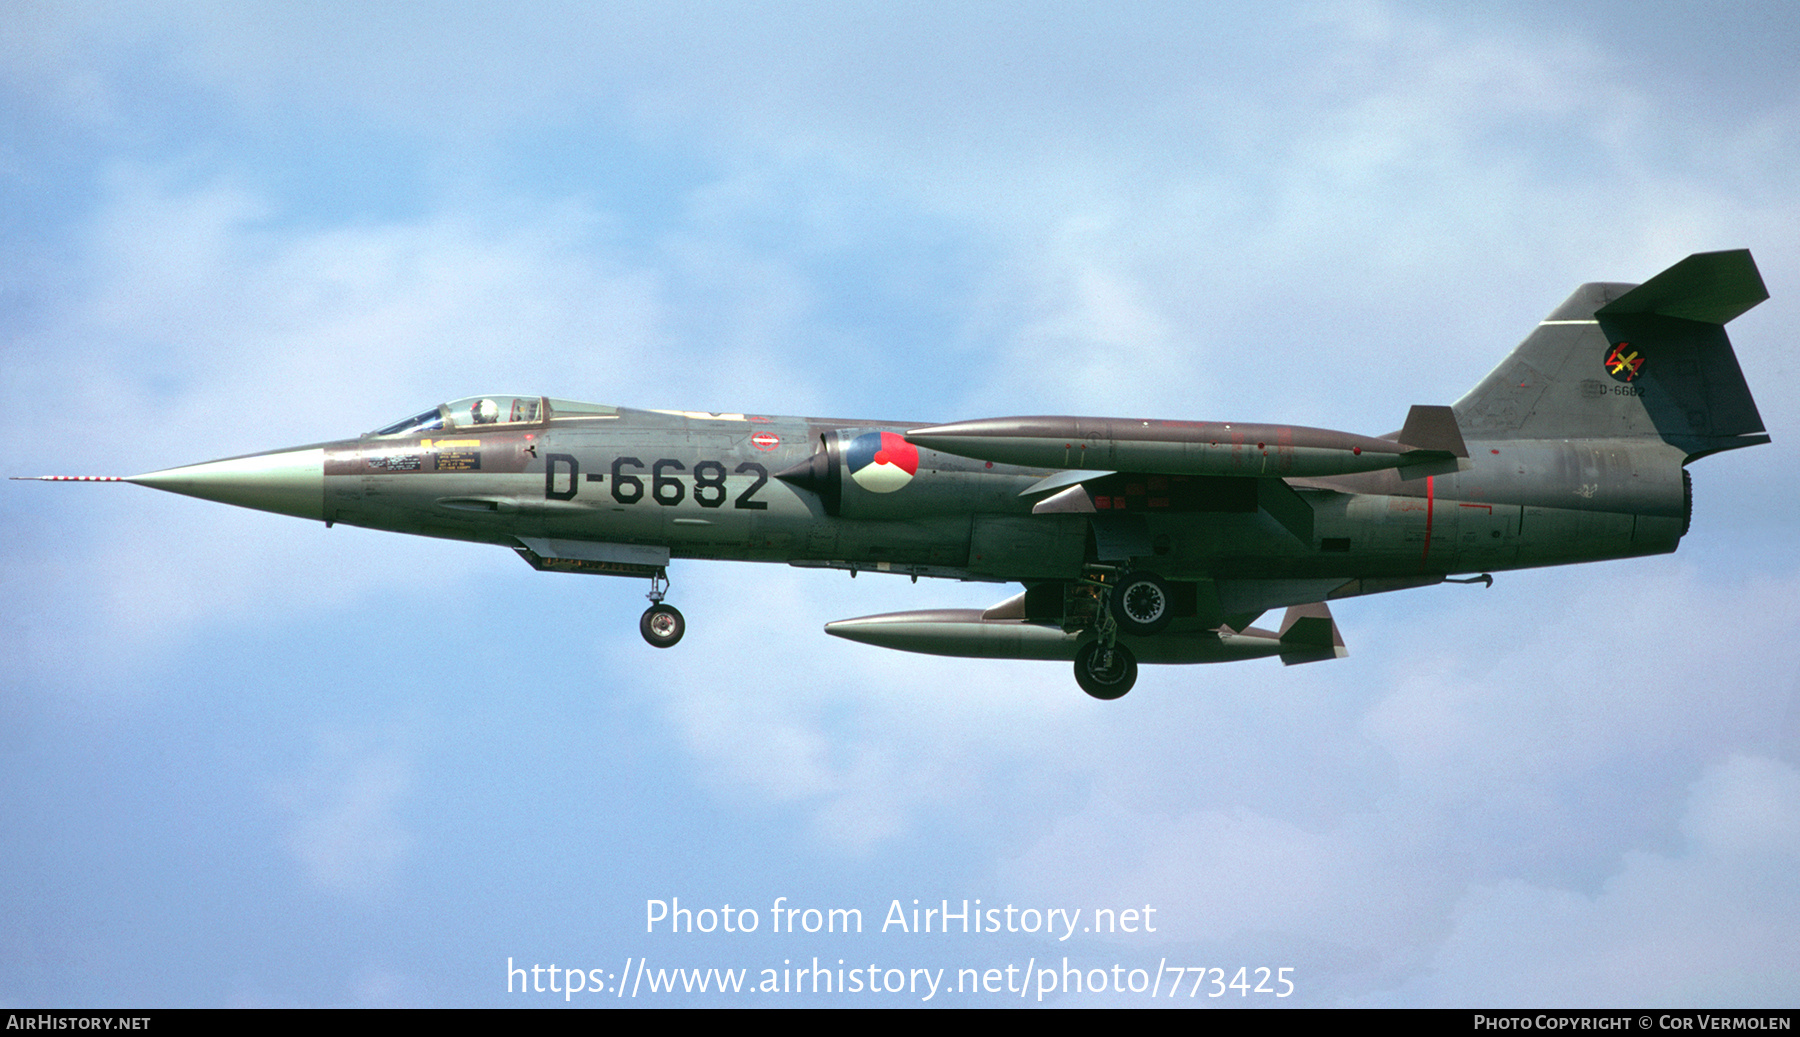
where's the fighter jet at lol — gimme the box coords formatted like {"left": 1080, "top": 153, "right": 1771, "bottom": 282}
{"left": 22, "top": 250, "right": 1769, "bottom": 698}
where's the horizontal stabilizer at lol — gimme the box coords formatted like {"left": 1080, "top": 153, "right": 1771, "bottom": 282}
{"left": 1595, "top": 249, "right": 1768, "bottom": 325}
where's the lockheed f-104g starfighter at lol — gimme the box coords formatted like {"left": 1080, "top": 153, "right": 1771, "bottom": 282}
{"left": 23, "top": 250, "right": 1769, "bottom": 698}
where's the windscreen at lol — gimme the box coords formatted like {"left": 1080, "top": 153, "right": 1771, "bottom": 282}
{"left": 369, "top": 396, "right": 551, "bottom": 436}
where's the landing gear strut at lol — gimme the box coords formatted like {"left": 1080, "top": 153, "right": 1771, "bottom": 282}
{"left": 1071, "top": 564, "right": 1142, "bottom": 699}
{"left": 639, "top": 569, "right": 685, "bottom": 648}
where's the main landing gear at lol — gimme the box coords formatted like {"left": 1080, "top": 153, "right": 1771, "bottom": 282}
{"left": 1111, "top": 570, "right": 1173, "bottom": 636}
{"left": 1075, "top": 640, "right": 1137, "bottom": 700}
{"left": 1069, "top": 565, "right": 1162, "bottom": 700}
{"left": 639, "top": 569, "right": 685, "bottom": 649}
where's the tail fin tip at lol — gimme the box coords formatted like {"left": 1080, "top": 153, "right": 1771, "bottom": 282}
{"left": 1596, "top": 249, "right": 1767, "bottom": 325}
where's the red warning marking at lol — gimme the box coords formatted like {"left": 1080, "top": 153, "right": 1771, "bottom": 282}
{"left": 28, "top": 475, "right": 123, "bottom": 482}
{"left": 1458, "top": 503, "right": 1493, "bottom": 513}
{"left": 751, "top": 432, "right": 781, "bottom": 451}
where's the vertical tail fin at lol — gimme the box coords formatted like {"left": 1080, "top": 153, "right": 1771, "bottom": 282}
{"left": 1454, "top": 250, "right": 1769, "bottom": 460}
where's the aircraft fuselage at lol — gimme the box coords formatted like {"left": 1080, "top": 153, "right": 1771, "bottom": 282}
{"left": 295, "top": 406, "right": 1687, "bottom": 586}
{"left": 30, "top": 250, "right": 1768, "bottom": 698}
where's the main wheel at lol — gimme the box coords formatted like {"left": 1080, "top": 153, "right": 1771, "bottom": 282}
{"left": 640, "top": 603, "right": 686, "bottom": 648}
{"left": 1074, "top": 641, "right": 1137, "bottom": 700}
{"left": 1111, "top": 572, "right": 1173, "bottom": 636}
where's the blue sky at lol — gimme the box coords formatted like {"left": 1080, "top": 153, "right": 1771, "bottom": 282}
{"left": 4, "top": 1, "right": 1798, "bottom": 1007}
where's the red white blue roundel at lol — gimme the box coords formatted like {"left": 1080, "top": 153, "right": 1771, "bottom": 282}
{"left": 846, "top": 431, "right": 919, "bottom": 493}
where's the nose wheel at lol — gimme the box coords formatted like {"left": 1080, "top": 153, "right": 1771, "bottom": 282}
{"left": 640, "top": 603, "right": 685, "bottom": 648}
{"left": 639, "top": 570, "right": 685, "bottom": 648}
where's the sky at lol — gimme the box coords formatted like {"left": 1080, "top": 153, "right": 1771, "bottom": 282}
{"left": 3, "top": 0, "right": 1798, "bottom": 1008}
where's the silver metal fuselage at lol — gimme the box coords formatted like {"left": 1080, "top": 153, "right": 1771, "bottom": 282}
{"left": 136, "top": 407, "right": 1686, "bottom": 591}
{"left": 75, "top": 250, "right": 1763, "bottom": 690}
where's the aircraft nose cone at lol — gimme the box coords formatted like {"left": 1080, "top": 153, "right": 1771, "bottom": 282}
{"left": 127, "top": 446, "right": 326, "bottom": 521}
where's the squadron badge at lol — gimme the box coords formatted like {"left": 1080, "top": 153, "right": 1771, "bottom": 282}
{"left": 1604, "top": 342, "right": 1644, "bottom": 382}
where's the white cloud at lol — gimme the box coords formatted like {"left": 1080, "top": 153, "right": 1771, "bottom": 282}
{"left": 1367, "top": 755, "right": 1800, "bottom": 1006}
{"left": 978, "top": 562, "right": 1800, "bottom": 1004}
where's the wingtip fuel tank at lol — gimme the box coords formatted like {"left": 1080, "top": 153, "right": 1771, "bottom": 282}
{"left": 905, "top": 410, "right": 1467, "bottom": 481}
{"left": 823, "top": 601, "right": 1347, "bottom": 667}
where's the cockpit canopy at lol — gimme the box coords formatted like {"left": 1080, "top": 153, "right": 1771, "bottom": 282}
{"left": 367, "top": 396, "right": 618, "bottom": 437}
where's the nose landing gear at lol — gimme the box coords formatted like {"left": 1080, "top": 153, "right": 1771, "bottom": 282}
{"left": 639, "top": 570, "right": 685, "bottom": 648}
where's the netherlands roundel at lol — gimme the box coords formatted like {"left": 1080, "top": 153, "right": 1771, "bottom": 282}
{"left": 846, "top": 431, "right": 919, "bottom": 493}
